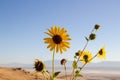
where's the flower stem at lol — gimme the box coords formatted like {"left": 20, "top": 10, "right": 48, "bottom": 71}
{"left": 77, "top": 40, "right": 89, "bottom": 63}
{"left": 64, "top": 64, "right": 67, "bottom": 80}
{"left": 80, "top": 63, "right": 87, "bottom": 71}
{"left": 43, "top": 73, "right": 46, "bottom": 80}
{"left": 52, "top": 49, "right": 55, "bottom": 80}
{"left": 70, "top": 27, "right": 96, "bottom": 80}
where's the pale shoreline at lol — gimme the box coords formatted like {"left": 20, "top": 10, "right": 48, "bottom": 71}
{"left": 0, "top": 67, "right": 120, "bottom": 80}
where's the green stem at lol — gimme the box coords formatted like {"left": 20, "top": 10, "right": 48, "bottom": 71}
{"left": 70, "top": 40, "right": 89, "bottom": 80}
{"left": 64, "top": 64, "right": 67, "bottom": 80}
{"left": 77, "top": 40, "right": 89, "bottom": 63}
{"left": 70, "top": 69, "right": 74, "bottom": 80}
{"left": 80, "top": 63, "right": 87, "bottom": 71}
{"left": 43, "top": 73, "right": 46, "bottom": 80}
{"left": 70, "top": 28, "right": 96, "bottom": 80}
{"left": 52, "top": 49, "right": 55, "bottom": 80}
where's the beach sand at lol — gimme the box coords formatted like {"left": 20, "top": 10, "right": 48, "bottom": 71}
{"left": 0, "top": 67, "right": 120, "bottom": 80}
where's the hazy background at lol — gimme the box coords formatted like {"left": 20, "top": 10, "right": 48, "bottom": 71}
{"left": 0, "top": 0, "right": 120, "bottom": 64}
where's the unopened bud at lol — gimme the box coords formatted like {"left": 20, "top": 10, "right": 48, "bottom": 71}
{"left": 89, "top": 33, "right": 96, "bottom": 40}
{"left": 94, "top": 24, "right": 100, "bottom": 30}
{"left": 60, "top": 58, "right": 67, "bottom": 65}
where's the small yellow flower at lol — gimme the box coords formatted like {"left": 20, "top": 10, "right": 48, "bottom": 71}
{"left": 44, "top": 26, "right": 71, "bottom": 53}
{"left": 97, "top": 46, "right": 106, "bottom": 59}
{"left": 34, "top": 59, "right": 46, "bottom": 72}
{"left": 80, "top": 51, "right": 92, "bottom": 63}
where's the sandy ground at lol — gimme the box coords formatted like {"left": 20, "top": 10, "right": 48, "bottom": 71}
{"left": 0, "top": 67, "right": 120, "bottom": 80}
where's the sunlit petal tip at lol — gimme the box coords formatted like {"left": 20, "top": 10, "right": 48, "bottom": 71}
{"left": 68, "top": 38, "right": 71, "bottom": 40}
{"left": 47, "top": 45, "right": 51, "bottom": 48}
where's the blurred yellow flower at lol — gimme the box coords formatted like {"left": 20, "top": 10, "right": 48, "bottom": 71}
{"left": 44, "top": 26, "right": 71, "bottom": 53}
{"left": 97, "top": 46, "right": 106, "bottom": 59}
{"left": 80, "top": 51, "right": 92, "bottom": 63}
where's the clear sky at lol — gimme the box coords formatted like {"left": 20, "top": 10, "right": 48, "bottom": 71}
{"left": 0, "top": 0, "right": 120, "bottom": 64}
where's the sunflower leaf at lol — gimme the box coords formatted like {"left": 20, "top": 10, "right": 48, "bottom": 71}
{"left": 53, "top": 71, "right": 61, "bottom": 78}
{"left": 72, "top": 61, "right": 78, "bottom": 69}
{"left": 75, "top": 73, "right": 83, "bottom": 77}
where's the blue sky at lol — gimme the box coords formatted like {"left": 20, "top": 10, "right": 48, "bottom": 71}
{"left": 0, "top": 0, "right": 120, "bottom": 64}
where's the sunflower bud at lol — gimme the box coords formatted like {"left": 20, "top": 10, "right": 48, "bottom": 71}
{"left": 94, "top": 24, "right": 100, "bottom": 30}
{"left": 75, "top": 50, "right": 82, "bottom": 56}
{"left": 34, "top": 59, "right": 45, "bottom": 72}
{"left": 60, "top": 58, "right": 67, "bottom": 65}
{"left": 75, "top": 52, "right": 79, "bottom": 56}
{"left": 89, "top": 33, "right": 96, "bottom": 40}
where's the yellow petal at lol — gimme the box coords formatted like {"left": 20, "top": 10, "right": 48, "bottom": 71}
{"left": 63, "top": 42, "right": 70, "bottom": 48}
{"left": 61, "top": 47, "right": 67, "bottom": 52}
{"left": 45, "top": 32, "right": 53, "bottom": 37}
{"left": 50, "top": 45, "right": 55, "bottom": 51}
{"left": 52, "top": 26, "right": 57, "bottom": 35}
{"left": 57, "top": 26, "right": 60, "bottom": 33}
{"left": 60, "top": 47, "right": 63, "bottom": 54}
{"left": 56, "top": 45, "right": 59, "bottom": 53}
{"left": 47, "top": 28, "right": 52, "bottom": 33}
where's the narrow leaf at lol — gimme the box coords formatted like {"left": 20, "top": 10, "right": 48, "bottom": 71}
{"left": 75, "top": 73, "right": 83, "bottom": 77}
{"left": 53, "top": 71, "right": 61, "bottom": 78}
{"left": 72, "top": 61, "right": 78, "bottom": 69}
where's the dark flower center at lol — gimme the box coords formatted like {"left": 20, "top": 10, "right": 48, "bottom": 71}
{"left": 52, "top": 35, "right": 62, "bottom": 44}
{"left": 99, "top": 49, "right": 103, "bottom": 55}
{"left": 84, "top": 55, "right": 88, "bottom": 60}
{"left": 84, "top": 55, "right": 88, "bottom": 63}
{"left": 35, "top": 61, "right": 44, "bottom": 71}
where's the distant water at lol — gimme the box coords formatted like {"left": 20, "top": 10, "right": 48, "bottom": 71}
{"left": 25, "top": 67, "right": 120, "bottom": 75}
{"left": 82, "top": 69, "right": 120, "bottom": 74}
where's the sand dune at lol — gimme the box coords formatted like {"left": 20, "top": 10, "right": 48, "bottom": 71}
{"left": 0, "top": 67, "right": 36, "bottom": 80}
{"left": 0, "top": 67, "right": 120, "bottom": 80}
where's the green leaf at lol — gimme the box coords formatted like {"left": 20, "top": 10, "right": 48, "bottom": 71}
{"left": 46, "top": 70, "right": 49, "bottom": 73}
{"left": 72, "top": 61, "right": 78, "bottom": 69}
{"left": 50, "top": 76, "right": 53, "bottom": 80}
{"left": 53, "top": 71, "right": 61, "bottom": 78}
{"left": 75, "top": 73, "right": 83, "bottom": 77}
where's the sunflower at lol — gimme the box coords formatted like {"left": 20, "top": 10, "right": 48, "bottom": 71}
{"left": 97, "top": 46, "right": 106, "bottom": 59}
{"left": 44, "top": 26, "right": 71, "bottom": 53}
{"left": 80, "top": 51, "right": 92, "bottom": 63}
{"left": 34, "top": 59, "right": 46, "bottom": 72}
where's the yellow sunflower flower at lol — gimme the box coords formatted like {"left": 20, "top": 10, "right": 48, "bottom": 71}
{"left": 44, "top": 26, "right": 71, "bottom": 53}
{"left": 97, "top": 46, "right": 106, "bottom": 59}
{"left": 80, "top": 51, "right": 92, "bottom": 63}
